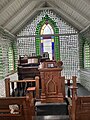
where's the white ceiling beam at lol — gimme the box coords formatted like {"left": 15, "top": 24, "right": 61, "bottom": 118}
{"left": 80, "top": 24, "right": 90, "bottom": 33}
{"left": 11, "top": 2, "right": 45, "bottom": 34}
{"left": 82, "top": 0, "right": 90, "bottom": 5}
{"left": 17, "top": 33, "right": 78, "bottom": 38}
{"left": 36, "top": 7, "right": 53, "bottom": 10}
{"left": 0, "top": 0, "right": 15, "bottom": 14}
{"left": 3, "top": 0, "right": 33, "bottom": 28}
{"left": 61, "top": 0, "right": 90, "bottom": 21}
{"left": 0, "top": 26, "right": 16, "bottom": 38}
{"left": 27, "top": 0, "right": 55, "bottom": 2}
{"left": 48, "top": 1, "right": 84, "bottom": 30}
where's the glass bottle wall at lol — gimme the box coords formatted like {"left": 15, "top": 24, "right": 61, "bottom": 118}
{"left": 0, "top": 46, "right": 3, "bottom": 79}
{"left": 17, "top": 10, "right": 79, "bottom": 79}
{"left": 8, "top": 46, "right": 14, "bottom": 72}
{"left": 0, "top": 36, "right": 17, "bottom": 78}
{"left": 84, "top": 42, "right": 90, "bottom": 68}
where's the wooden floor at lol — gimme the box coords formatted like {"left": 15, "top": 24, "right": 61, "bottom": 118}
{"left": 76, "top": 83, "right": 90, "bottom": 96}
{"left": 65, "top": 83, "right": 90, "bottom": 96}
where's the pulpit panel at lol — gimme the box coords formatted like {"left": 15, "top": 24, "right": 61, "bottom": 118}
{"left": 39, "top": 60, "right": 65, "bottom": 103}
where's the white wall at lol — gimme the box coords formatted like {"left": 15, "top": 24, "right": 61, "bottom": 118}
{"left": 0, "top": 73, "right": 18, "bottom": 97}
{"left": 79, "top": 70, "right": 90, "bottom": 91}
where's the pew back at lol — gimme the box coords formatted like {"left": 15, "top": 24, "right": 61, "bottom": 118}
{"left": 69, "top": 96, "right": 90, "bottom": 120}
{"left": 0, "top": 95, "right": 34, "bottom": 120}
{"left": 75, "top": 96, "right": 90, "bottom": 120}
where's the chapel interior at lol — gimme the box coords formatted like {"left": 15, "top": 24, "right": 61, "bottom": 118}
{"left": 0, "top": 0, "right": 90, "bottom": 120}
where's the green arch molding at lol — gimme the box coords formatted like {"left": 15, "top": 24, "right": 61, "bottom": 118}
{"left": 35, "top": 14, "right": 60, "bottom": 61}
{"left": 12, "top": 41, "right": 18, "bottom": 71}
{"left": 9, "top": 41, "right": 18, "bottom": 72}
{"left": 81, "top": 36, "right": 87, "bottom": 68}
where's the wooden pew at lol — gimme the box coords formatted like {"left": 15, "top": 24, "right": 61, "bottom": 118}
{"left": 68, "top": 86, "right": 90, "bottom": 120}
{"left": 5, "top": 76, "right": 40, "bottom": 99}
{"left": 0, "top": 94, "right": 34, "bottom": 120}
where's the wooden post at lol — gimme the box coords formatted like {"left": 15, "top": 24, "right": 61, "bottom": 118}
{"left": 61, "top": 76, "right": 65, "bottom": 98}
{"left": 35, "top": 76, "right": 39, "bottom": 99}
{"left": 72, "top": 76, "right": 77, "bottom": 96}
{"left": 25, "top": 94, "right": 34, "bottom": 120}
{"left": 72, "top": 76, "right": 77, "bottom": 87}
{"left": 70, "top": 76, "right": 77, "bottom": 120}
{"left": 70, "top": 86, "right": 78, "bottom": 120}
{"left": 5, "top": 78, "right": 10, "bottom": 97}
{"left": 67, "top": 79, "right": 70, "bottom": 97}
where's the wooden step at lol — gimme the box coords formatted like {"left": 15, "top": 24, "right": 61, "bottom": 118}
{"left": 35, "top": 101, "right": 68, "bottom": 116}
{"left": 33, "top": 115, "right": 69, "bottom": 120}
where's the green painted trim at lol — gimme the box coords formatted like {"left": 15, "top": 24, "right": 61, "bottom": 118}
{"left": 79, "top": 34, "right": 90, "bottom": 69}
{"left": 8, "top": 45, "right": 14, "bottom": 72}
{"left": 8, "top": 41, "right": 18, "bottom": 73}
{"left": 12, "top": 41, "right": 18, "bottom": 71}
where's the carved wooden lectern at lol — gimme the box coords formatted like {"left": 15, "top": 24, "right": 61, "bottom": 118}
{"left": 39, "top": 60, "right": 65, "bottom": 103}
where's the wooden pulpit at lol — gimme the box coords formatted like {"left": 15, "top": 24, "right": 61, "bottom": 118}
{"left": 39, "top": 60, "right": 65, "bottom": 103}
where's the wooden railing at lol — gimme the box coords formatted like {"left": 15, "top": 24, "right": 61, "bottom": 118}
{"left": 5, "top": 76, "right": 40, "bottom": 99}
{"left": 66, "top": 76, "right": 77, "bottom": 97}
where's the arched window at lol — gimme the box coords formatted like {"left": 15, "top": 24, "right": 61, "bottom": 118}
{"left": 84, "top": 42, "right": 90, "bottom": 68}
{"left": 35, "top": 14, "right": 60, "bottom": 61}
{"left": 40, "top": 23, "right": 54, "bottom": 60}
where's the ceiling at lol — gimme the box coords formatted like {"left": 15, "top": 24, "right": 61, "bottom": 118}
{"left": 0, "top": 0, "right": 90, "bottom": 35}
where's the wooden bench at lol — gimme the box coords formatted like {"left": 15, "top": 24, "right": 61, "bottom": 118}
{"left": 0, "top": 94, "right": 34, "bottom": 120}
{"left": 5, "top": 76, "right": 40, "bottom": 99}
{"left": 68, "top": 86, "right": 90, "bottom": 120}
